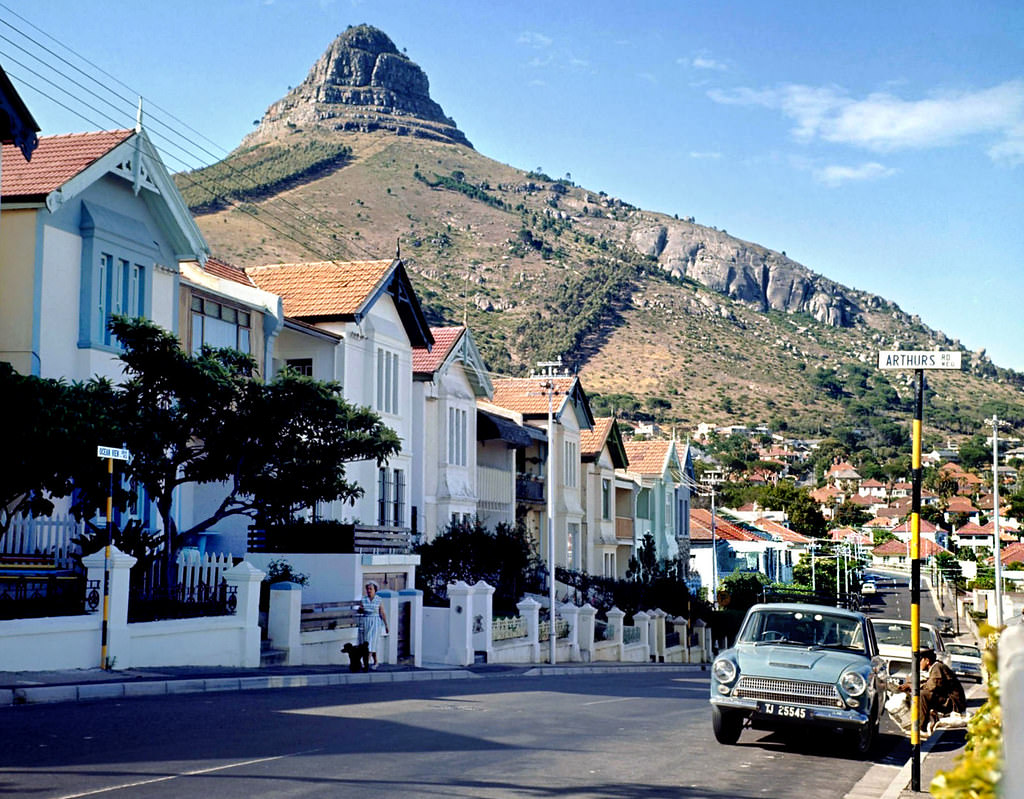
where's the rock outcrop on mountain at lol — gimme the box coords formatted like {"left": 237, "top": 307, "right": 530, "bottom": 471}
{"left": 245, "top": 25, "right": 471, "bottom": 148}
{"left": 630, "top": 221, "right": 857, "bottom": 326}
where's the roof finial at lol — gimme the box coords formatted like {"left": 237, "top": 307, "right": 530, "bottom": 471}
{"left": 136, "top": 96, "right": 143, "bottom": 133}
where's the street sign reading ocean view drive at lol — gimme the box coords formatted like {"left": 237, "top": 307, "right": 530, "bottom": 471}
{"left": 877, "top": 351, "right": 962, "bottom": 370}
{"left": 96, "top": 445, "right": 131, "bottom": 461}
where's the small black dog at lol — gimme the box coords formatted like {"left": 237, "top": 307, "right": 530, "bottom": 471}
{"left": 341, "top": 641, "right": 370, "bottom": 672}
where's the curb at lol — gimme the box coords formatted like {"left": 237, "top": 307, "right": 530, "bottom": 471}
{"left": 2, "top": 662, "right": 706, "bottom": 708}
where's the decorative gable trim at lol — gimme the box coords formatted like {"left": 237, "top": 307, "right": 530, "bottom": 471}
{"left": 355, "top": 259, "right": 432, "bottom": 350}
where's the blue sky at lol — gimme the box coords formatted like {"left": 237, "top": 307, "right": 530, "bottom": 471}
{"left": 5, "top": 1, "right": 1023, "bottom": 370}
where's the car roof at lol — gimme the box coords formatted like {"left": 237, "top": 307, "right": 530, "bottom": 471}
{"left": 746, "top": 602, "right": 864, "bottom": 620}
{"left": 870, "top": 617, "right": 939, "bottom": 630}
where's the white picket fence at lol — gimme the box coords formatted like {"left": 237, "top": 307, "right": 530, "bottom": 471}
{"left": 177, "top": 549, "right": 234, "bottom": 594}
{"left": 1, "top": 513, "right": 82, "bottom": 568}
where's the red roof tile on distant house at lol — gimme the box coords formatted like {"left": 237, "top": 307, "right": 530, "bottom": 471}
{"left": 827, "top": 461, "right": 862, "bottom": 480}
{"left": 891, "top": 519, "right": 940, "bottom": 534}
{"left": 810, "top": 486, "right": 842, "bottom": 503}
{"left": 623, "top": 440, "right": 673, "bottom": 475}
{"left": 946, "top": 497, "right": 978, "bottom": 514}
{"left": 752, "top": 518, "right": 811, "bottom": 544}
{"left": 246, "top": 260, "right": 394, "bottom": 318}
{"left": 848, "top": 494, "right": 877, "bottom": 506}
{"left": 865, "top": 516, "right": 898, "bottom": 528}
{"left": 1, "top": 129, "right": 133, "bottom": 198}
{"left": 860, "top": 478, "right": 885, "bottom": 488}
{"left": 830, "top": 527, "right": 873, "bottom": 545}
{"left": 876, "top": 507, "right": 902, "bottom": 519}
{"left": 580, "top": 417, "right": 615, "bottom": 459}
{"left": 203, "top": 256, "right": 256, "bottom": 287}
{"left": 412, "top": 326, "right": 464, "bottom": 375}
{"left": 955, "top": 522, "right": 987, "bottom": 537}
{"left": 690, "top": 508, "right": 762, "bottom": 541}
{"left": 490, "top": 376, "right": 579, "bottom": 417}
{"left": 991, "top": 541, "right": 1024, "bottom": 566}
{"left": 873, "top": 538, "right": 949, "bottom": 558}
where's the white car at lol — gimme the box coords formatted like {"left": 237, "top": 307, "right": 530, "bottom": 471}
{"left": 946, "top": 643, "right": 984, "bottom": 684}
{"left": 870, "top": 618, "right": 948, "bottom": 686}
{"left": 861, "top": 581, "right": 877, "bottom": 595}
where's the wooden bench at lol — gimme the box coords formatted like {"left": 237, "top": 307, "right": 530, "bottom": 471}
{"left": 300, "top": 602, "right": 362, "bottom": 633}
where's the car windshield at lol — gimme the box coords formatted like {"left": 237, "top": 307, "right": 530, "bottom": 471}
{"left": 738, "top": 609, "right": 865, "bottom": 652}
{"left": 947, "top": 644, "right": 981, "bottom": 658}
{"left": 873, "top": 622, "right": 937, "bottom": 649}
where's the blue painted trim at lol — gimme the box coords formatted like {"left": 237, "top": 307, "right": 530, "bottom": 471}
{"left": 30, "top": 212, "right": 45, "bottom": 375}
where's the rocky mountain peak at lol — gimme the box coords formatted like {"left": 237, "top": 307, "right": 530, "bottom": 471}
{"left": 244, "top": 24, "right": 471, "bottom": 148}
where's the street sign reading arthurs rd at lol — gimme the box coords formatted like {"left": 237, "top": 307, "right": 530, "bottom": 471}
{"left": 96, "top": 446, "right": 131, "bottom": 461}
{"left": 877, "top": 350, "right": 962, "bottom": 370}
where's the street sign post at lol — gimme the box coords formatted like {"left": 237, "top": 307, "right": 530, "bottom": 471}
{"left": 97, "top": 445, "right": 130, "bottom": 670}
{"left": 876, "top": 350, "right": 961, "bottom": 791}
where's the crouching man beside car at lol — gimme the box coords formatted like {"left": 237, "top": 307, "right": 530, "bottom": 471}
{"left": 897, "top": 648, "right": 967, "bottom": 732}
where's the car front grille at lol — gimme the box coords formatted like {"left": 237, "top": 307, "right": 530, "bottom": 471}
{"left": 735, "top": 676, "right": 844, "bottom": 708}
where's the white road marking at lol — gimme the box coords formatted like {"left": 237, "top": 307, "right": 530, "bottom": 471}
{"left": 582, "top": 697, "right": 636, "bottom": 706}
{"left": 49, "top": 749, "right": 322, "bottom": 798}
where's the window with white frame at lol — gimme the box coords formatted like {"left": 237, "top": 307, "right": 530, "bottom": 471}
{"left": 376, "top": 348, "right": 399, "bottom": 414}
{"left": 448, "top": 407, "right": 468, "bottom": 466}
{"left": 377, "top": 467, "right": 406, "bottom": 527}
{"left": 564, "top": 440, "right": 577, "bottom": 487}
{"left": 190, "top": 295, "right": 251, "bottom": 355}
{"left": 97, "top": 253, "right": 146, "bottom": 347}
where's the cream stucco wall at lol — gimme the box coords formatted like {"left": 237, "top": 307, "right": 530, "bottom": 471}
{"left": 0, "top": 208, "right": 38, "bottom": 373}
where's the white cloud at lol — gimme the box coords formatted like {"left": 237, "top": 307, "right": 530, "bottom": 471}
{"left": 679, "top": 52, "right": 728, "bottom": 71}
{"left": 815, "top": 162, "right": 896, "bottom": 186}
{"left": 517, "top": 31, "right": 552, "bottom": 48}
{"left": 689, "top": 151, "right": 722, "bottom": 159}
{"left": 708, "top": 80, "right": 1024, "bottom": 164}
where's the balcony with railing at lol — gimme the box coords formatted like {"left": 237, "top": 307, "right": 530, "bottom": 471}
{"left": 615, "top": 516, "right": 635, "bottom": 541}
{"left": 515, "top": 474, "right": 545, "bottom": 504}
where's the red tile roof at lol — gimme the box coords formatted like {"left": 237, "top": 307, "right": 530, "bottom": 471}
{"left": 752, "top": 518, "right": 811, "bottom": 544}
{"left": 1, "top": 129, "right": 133, "bottom": 199}
{"left": 946, "top": 496, "right": 978, "bottom": 513}
{"left": 690, "top": 508, "right": 762, "bottom": 541}
{"left": 891, "top": 518, "right": 940, "bottom": 534}
{"left": 245, "top": 260, "right": 394, "bottom": 318}
{"left": 623, "top": 440, "right": 671, "bottom": 475}
{"left": 490, "top": 376, "right": 577, "bottom": 416}
{"left": 873, "top": 538, "right": 949, "bottom": 557}
{"left": 203, "top": 256, "right": 256, "bottom": 287}
{"left": 580, "top": 417, "right": 615, "bottom": 458}
{"left": 991, "top": 541, "right": 1024, "bottom": 565}
{"left": 412, "top": 326, "right": 464, "bottom": 375}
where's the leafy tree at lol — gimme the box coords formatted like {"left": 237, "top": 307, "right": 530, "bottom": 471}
{"left": 415, "top": 518, "right": 540, "bottom": 614}
{"left": 958, "top": 435, "right": 990, "bottom": 471}
{"left": 834, "top": 501, "right": 872, "bottom": 527}
{"left": 718, "top": 571, "right": 768, "bottom": 614}
{"left": 933, "top": 550, "right": 962, "bottom": 585}
{"left": 787, "top": 492, "right": 828, "bottom": 538}
{"left": 873, "top": 529, "right": 898, "bottom": 546}
{"left": 79, "top": 317, "right": 401, "bottom": 582}
{"left": 0, "top": 363, "right": 125, "bottom": 538}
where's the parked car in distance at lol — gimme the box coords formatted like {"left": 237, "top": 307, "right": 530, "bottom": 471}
{"left": 936, "top": 615, "right": 954, "bottom": 636}
{"left": 710, "top": 603, "right": 888, "bottom": 758}
{"left": 870, "top": 618, "right": 948, "bottom": 687}
{"left": 861, "top": 581, "right": 877, "bottom": 595}
{"left": 946, "top": 643, "right": 984, "bottom": 684}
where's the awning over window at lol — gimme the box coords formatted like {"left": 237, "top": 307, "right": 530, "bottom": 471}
{"left": 477, "top": 409, "right": 544, "bottom": 447}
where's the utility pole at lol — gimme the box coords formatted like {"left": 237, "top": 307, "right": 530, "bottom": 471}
{"left": 989, "top": 415, "right": 1004, "bottom": 626}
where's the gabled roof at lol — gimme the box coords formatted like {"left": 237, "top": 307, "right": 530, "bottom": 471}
{"left": 1, "top": 130, "right": 133, "bottom": 199}
{"left": 990, "top": 541, "right": 1024, "bottom": 566}
{"left": 246, "top": 258, "right": 432, "bottom": 349}
{"left": 891, "top": 518, "right": 940, "bottom": 534}
{"left": 580, "top": 417, "right": 629, "bottom": 469}
{"left": 827, "top": 461, "right": 862, "bottom": 480}
{"left": 412, "top": 325, "right": 492, "bottom": 398}
{"left": 860, "top": 478, "right": 886, "bottom": 488}
{"left": 0, "top": 64, "right": 39, "bottom": 159}
{"left": 490, "top": 375, "right": 594, "bottom": 429}
{"left": 623, "top": 439, "right": 675, "bottom": 476}
{"left": 946, "top": 496, "right": 978, "bottom": 513}
{"left": 413, "top": 326, "right": 464, "bottom": 374}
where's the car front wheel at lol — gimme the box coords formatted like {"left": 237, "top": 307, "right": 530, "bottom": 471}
{"left": 849, "top": 705, "right": 878, "bottom": 758}
{"left": 712, "top": 705, "right": 744, "bottom": 745}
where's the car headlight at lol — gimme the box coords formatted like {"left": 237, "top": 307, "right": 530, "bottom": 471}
{"left": 713, "top": 657, "right": 738, "bottom": 684}
{"left": 840, "top": 670, "right": 867, "bottom": 697}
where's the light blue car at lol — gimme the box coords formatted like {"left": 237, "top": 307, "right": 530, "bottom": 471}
{"left": 710, "top": 602, "right": 888, "bottom": 757}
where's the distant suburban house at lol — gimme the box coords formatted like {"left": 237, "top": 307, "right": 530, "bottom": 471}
{"left": 579, "top": 417, "right": 632, "bottom": 577}
{"left": 488, "top": 374, "right": 594, "bottom": 572}
{"left": 410, "top": 325, "right": 492, "bottom": 541}
{"left": 247, "top": 259, "right": 433, "bottom": 538}
{"left": 826, "top": 461, "right": 861, "bottom": 492}
{"left": 871, "top": 537, "right": 949, "bottom": 568}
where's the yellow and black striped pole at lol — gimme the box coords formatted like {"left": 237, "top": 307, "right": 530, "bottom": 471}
{"left": 101, "top": 456, "right": 113, "bottom": 670}
{"left": 910, "top": 369, "right": 924, "bottom": 791}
